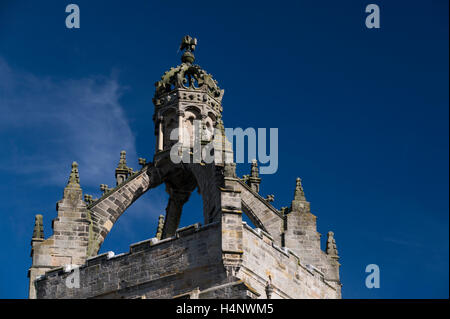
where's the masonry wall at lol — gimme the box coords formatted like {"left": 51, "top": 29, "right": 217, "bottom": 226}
{"left": 35, "top": 221, "right": 340, "bottom": 299}
{"left": 236, "top": 180, "right": 284, "bottom": 246}
{"left": 35, "top": 223, "right": 228, "bottom": 299}
{"left": 240, "top": 224, "right": 340, "bottom": 299}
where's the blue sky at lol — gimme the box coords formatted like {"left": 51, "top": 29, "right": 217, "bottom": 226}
{"left": 0, "top": 0, "right": 448, "bottom": 298}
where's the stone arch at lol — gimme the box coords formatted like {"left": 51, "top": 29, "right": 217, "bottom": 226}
{"left": 87, "top": 160, "right": 226, "bottom": 254}
{"left": 241, "top": 201, "right": 268, "bottom": 232}
{"left": 207, "top": 111, "right": 216, "bottom": 122}
{"left": 187, "top": 163, "right": 224, "bottom": 224}
{"left": 87, "top": 165, "right": 163, "bottom": 256}
{"left": 87, "top": 160, "right": 283, "bottom": 256}
{"left": 236, "top": 180, "right": 284, "bottom": 246}
{"left": 160, "top": 162, "right": 225, "bottom": 238}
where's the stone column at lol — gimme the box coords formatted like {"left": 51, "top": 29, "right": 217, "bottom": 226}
{"left": 200, "top": 114, "right": 208, "bottom": 145}
{"left": 157, "top": 117, "right": 164, "bottom": 151}
{"left": 161, "top": 188, "right": 192, "bottom": 238}
{"left": 177, "top": 110, "right": 184, "bottom": 144}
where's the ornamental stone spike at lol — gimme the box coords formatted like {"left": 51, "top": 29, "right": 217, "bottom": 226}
{"left": 294, "top": 177, "right": 306, "bottom": 201}
{"left": 291, "top": 177, "right": 310, "bottom": 212}
{"left": 84, "top": 194, "right": 94, "bottom": 205}
{"left": 247, "top": 159, "right": 261, "bottom": 193}
{"left": 67, "top": 162, "right": 81, "bottom": 189}
{"left": 117, "top": 151, "right": 127, "bottom": 169}
{"left": 280, "top": 206, "right": 290, "bottom": 215}
{"left": 138, "top": 158, "right": 147, "bottom": 168}
{"left": 326, "top": 231, "right": 339, "bottom": 258}
{"left": 100, "top": 184, "right": 112, "bottom": 195}
{"left": 115, "top": 150, "right": 131, "bottom": 186}
{"left": 62, "top": 162, "right": 83, "bottom": 202}
{"left": 250, "top": 159, "right": 260, "bottom": 179}
{"left": 32, "top": 214, "right": 44, "bottom": 240}
{"left": 265, "top": 194, "right": 275, "bottom": 203}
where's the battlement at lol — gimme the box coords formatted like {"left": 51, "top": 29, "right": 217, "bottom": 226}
{"left": 241, "top": 223, "right": 340, "bottom": 298}
{"left": 35, "top": 220, "right": 339, "bottom": 299}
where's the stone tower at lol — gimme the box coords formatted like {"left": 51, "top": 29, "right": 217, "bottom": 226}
{"left": 28, "top": 36, "right": 342, "bottom": 299}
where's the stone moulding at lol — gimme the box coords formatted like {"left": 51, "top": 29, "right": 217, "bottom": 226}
{"left": 87, "top": 165, "right": 149, "bottom": 210}
{"left": 237, "top": 179, "right": 283, "bottom": 218}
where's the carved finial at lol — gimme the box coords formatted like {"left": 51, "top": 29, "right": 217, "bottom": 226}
{"left": 117, "top": 151, "right": 127, "bottom": 170}
{"left": 294, "top": 177, "right": 306, "bottom": 201}
{"left": 128, "top": 167, "right": 134, "bottom": 175}
{"left": 100, "top": 184, "right": 112, "bottom": 195}
{"left": 155, "top": 215, "right": 165, "bottom": 240}
{"left": 116, "top": 151, "right": 131, "bottom": 185}
{"left": 291, "top": 177, "right": 310, "bottom": 212}
{"left": 326, "top": 231, "right": 339, "bottom": 258}
{"left": 62, "top": 162, "right": 83, "bottom": 201}
{"left": 67, "top": 162, "right": 80, "bottom": 188}
{"left": 280, "top": 206, "right": 290, "bottom": 215}
{"left": 84, "top": 194, "right": 94, "bottom": 205}
{"left": 265, "top": 194, "right": 275, "bottom": 203}
{"left": 180, "top": 35, "right": 197, "bottom": 64}
{"left": 32, "top": 214, "right": 44, "bottom": 240}
{"left": 247, "top": 159, "right": 261, "bottom": 193}
{"left": 180, "top": 35, "right": 197, "bottom": 52}
{"left": 250, "top": 159, "right": 259, "bottom": 179}
{"left": 138, "top": 158, "right": 147, "bottom": 168}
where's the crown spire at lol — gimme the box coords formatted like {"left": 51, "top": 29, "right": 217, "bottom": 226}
{"left": 154, "top": 36, "right": 223, "bottom": 103}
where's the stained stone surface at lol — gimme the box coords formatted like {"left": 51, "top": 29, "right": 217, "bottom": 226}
{"left": 28, "top": 36, "right": 341, "bottom": 299}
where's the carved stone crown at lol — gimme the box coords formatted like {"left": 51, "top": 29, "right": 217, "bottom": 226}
{"left": 153, "top": 36, "right": 224, "bottom": 107}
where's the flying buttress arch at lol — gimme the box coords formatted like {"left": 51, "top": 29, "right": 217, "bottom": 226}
{"left": 86, "top": 163, "right": 285, "bottom": 256}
